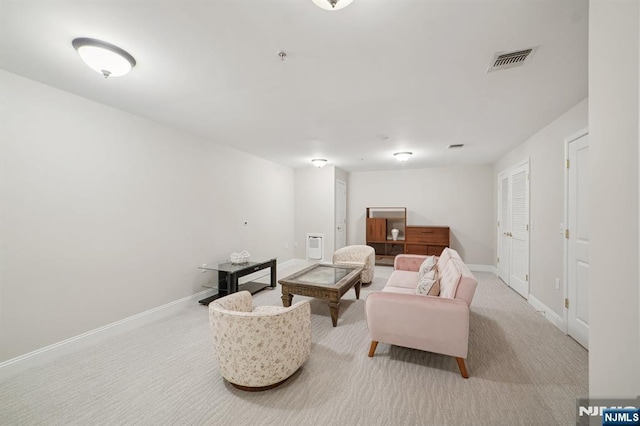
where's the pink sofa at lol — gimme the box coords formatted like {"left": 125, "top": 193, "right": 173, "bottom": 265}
{"left": 365, "top": 248, "right": 477, "bottom": 378}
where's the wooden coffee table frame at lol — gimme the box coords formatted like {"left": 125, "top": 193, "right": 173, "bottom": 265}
{"left": 278, "top": 263, "right": 362, "bottom": 327}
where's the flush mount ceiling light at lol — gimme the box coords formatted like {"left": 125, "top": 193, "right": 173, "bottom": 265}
{"left": 311, "top": 159, "right": 328, "bottom": 168}
{"left": 393, "top": 152, "right": 413, "bottom": 162}
{"left": 72, "top": 38, "right": 136, "bottom": 78}
{"left": 312, "top": 0, "right": 354, "bottom": 11}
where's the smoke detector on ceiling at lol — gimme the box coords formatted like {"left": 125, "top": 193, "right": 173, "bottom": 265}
{"left": 487, "top": 47, "right": 538, "bottom": 72}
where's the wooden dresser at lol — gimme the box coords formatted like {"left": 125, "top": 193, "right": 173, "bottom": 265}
{"left": 365, "top": 207, "right": 407, "bottom": 266}
{"left": 405, "top": 226, "right": 450, "bottom": 256}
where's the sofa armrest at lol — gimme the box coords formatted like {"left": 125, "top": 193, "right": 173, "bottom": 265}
{"left": 365, "top": 291, "right": 470, "bottom": 358}
{"left": 394, "top": 254, "right": 430, "bottom": 272}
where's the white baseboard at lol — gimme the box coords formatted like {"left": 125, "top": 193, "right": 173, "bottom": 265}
{"left": 528, "top": 294, "right": 565, "bottom": 332}
{"left": 0, "top": 288, "right": 212, "bottom": 381}
{"left": 467, "top": 264, "right": 497, "bottom": 274}
{"left": 0, "top": 258, "right": 301, "bottom": 381}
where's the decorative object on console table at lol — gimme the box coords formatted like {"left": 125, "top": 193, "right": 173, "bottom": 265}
{"left": 365, "top": 207, "right": 407, "bottom": 266}
{"left": 230, "top": 250, "right": 251, "bottom": 264}
{"left": 405, "top": 226, "right": 450, "bottom": 256}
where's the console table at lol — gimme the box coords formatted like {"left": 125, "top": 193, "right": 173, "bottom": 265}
{"left": 198, "top": 258, "right": 277, "bottom": 305}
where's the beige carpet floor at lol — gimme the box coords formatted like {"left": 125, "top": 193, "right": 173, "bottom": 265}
{"left": 0, "top": 266, "right": 588, "bottom": 425}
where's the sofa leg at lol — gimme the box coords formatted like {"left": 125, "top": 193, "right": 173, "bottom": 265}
{"left": 455, "top": 357, "right": 469, "bottom": 379}
{"left": 368, "top": 341, "right": 378, "bottom": 357}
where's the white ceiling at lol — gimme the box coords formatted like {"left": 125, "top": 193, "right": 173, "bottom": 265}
{"left": 0, "top": 0, "right": 588, "bottom": 172}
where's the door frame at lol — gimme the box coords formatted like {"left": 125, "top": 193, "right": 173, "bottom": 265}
{"left": 563, "top": 127, "right": 589, "bottom": 336}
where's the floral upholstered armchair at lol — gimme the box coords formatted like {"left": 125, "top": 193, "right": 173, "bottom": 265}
{"left": 208, "top": 291, "right": 311, "bottom": 391}
{"left": 332, "top": 245, "right": 375, "bottom": 285}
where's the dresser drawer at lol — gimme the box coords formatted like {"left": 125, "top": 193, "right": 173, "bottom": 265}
{"left": 405, "top": 226, "right": 449, "bottom": 244}
{"left": 406, "top": 244, "right": 448, "bottom": 256}
{"left": 425, "top": 245, "right": 447, "bottom": 256}
{"left": 405, "top": 244, "right": 430, "bottom": 255}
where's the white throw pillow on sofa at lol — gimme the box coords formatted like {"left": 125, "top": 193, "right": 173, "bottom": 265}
{"left": 439, "top": 257, "right": 462, "bottom": 299}
{"left": 415, "top": 277, "right": 435, "bottom": 295}
{"left": 418, "top": 256, "right": 436, "bottom": 280}
{"left": 415, "top": 270, "right": 439, "bottom": 296}
{"left": 436, "top": 248, "right": 452, "bottom": 272}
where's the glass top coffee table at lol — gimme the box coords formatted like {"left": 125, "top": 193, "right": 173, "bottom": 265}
{"left": 278, "top": 263, "right": 363, "bottom": 327}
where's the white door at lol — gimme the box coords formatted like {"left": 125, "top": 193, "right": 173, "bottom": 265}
{"left": 567, "top": 133, "right": 589, "bottom": 348}
{"left": 497, "top": 172, "right": 511, "bottom": 284}
{"left": 508, "top": 163, "right": 530, "bottom": 299}
{"left": 497, "top": 161, "right": 530, "bottom": 299}
{"left": 335, "top": 180, "right": 347, "bottom": 250}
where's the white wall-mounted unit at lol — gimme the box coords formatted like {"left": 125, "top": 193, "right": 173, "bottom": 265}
{"left": 306, "top": 233, "right": 324, "bottom": 261}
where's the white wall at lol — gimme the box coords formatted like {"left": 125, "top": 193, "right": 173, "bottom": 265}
{"left": 293, "top": 166, "right": 335, "bottom": 261}
{"left": 493, "top": 99, "right": 588, "bottom": 316}
{"left": 0, "top": 71, "right": 295, "bottom": 362}
{"left": 347, "top": 166, "right": 494, "bottom": 265}
{"left": 589, "top": 0, "right": 640, "bottom": 398}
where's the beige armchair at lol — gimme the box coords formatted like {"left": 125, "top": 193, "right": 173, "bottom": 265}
{"left": 332, "top": 245, "right": 375, "bottom": 285}
{"left": 209, "top": 291, "right": 311, "bottom": 391}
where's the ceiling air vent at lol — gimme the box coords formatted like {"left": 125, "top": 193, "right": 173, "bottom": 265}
{"left": 447, "top": 144, "right": 464, "bottom": 149}
{"left": 487, "top": 47, "right": 537, "bottom": 72}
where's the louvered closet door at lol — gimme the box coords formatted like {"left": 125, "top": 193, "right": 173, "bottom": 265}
{"left": 508, "top": 163, "right": 530, "bottom": 298}
{"left": 497, "top": 173, "right": 511, "bottom": 283}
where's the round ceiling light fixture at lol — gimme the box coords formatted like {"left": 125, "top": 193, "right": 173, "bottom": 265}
{"left": 311, "top": 158, "right": 328, "bottom": 168}
{"left": 393, "top": 152, "right": 413, "bottom": 162}
{"left": 72, "top": 38, "right": 136, "bottom": 78}
{"left": 312, "top": 0, "right": 354, "bottom": 11}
